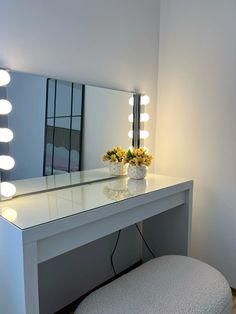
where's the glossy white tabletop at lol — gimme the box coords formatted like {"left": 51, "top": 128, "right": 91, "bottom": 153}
{"left": 0, "top": 174, "right": 192, "bottom": 230}
{"left": 12, "top": 167, "right": 114, "bottom": 197}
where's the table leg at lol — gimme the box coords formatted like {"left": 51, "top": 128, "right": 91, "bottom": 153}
{"left": 0, "top": 218, "right": 39, "bottom": 314}
{"left": 23, "top": 241, "right": 40, "bottom": 314}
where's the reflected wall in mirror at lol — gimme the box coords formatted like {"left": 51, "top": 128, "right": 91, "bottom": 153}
{"left": 0, "top": 70, "right": 134, "bottom": 183}
{"left": 44, "top": 79, "right": 84, "bottom": 175}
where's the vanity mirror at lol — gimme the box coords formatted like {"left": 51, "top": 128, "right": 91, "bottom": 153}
{"left": 0, "top": 70, "right": 141, "bottom": 197}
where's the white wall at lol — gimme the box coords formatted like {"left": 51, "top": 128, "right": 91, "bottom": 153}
{"left": 0, "top": 0, "right": 159, "bottom": 154}
{"left": 0, "top": 1, "right": 160, "bottom": 312}
{"left": 156, "top": 0, "right": 236, "bottom": 288}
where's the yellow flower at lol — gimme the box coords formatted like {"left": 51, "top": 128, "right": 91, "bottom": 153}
{"left": 110, "top": 154, "right": 118, "bottom": 162}
{"left": 102, "top": 146, "right": 127, "bottom": 162}
{"left": 124, "top": 147, "right": 153, "bottom": 167}
{"left": 102, "top": 155, "right": 108, "bottom": 161}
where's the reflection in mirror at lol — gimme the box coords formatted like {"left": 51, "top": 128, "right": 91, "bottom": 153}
{"left": 0, "top": 71, "right": 134, "bottom": 195}
{"left": 44, "top": 79, "right": 84, "bottom": 175}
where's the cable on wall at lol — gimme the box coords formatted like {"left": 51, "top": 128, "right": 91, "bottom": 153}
{"left": 111, "top": 230, "right": 121, "bottom": 276}
{"left": 110, "top": 223, "right": 156, "bottom": 276}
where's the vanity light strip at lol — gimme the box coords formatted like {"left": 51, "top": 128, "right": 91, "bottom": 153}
{"left": 128, "top": 94, "right": 150, "bottom": 145}
{"left": 133, "top": 94, "right": 140, "bottom": 148}
{"left": 0, "top": 69, "right": 16, "bottom": 199}
{"left": 128, "top": 113, "right": 150, "bottom": 123}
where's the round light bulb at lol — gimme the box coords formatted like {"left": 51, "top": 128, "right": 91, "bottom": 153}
{"left": 0, "top": 128, "right": 14, "bottom": 142}
{"left": 0, "top": 69, "right": 11, "bottom": 86}
{"left": 1, "top": 207, "right": 17, "bottom": 222}
{"left": 128, "top": 113, "right": 149, "bottom": 123}
{"left": 140, "top": 113, "right": 150, "bottom": 122}
{"left": 0, "top": 155, "right": 15, "bottom": 170}
{"left": 140, "top": 130, "right": 149, "bottom": 139}
{"left": 141, "top": 95, "right": 150, "bottom": 105}
{"left": 129, "top": 96, "right": 134, "bottom": 106}
{"left": 128, "top": 130, "right": 133, "bottom": 139}
{"left": 0, "top": 99, "right": 12, "bottom": 114}
{"left": 0, "top": 182, "right": 16, "bottom": 198}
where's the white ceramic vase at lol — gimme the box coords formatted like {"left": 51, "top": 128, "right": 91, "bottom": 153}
{"left": 109, "top": 162, "right": 127, "bottom": 176}
{"left": 127, "top": 164, "right": 147, "bottom": 180}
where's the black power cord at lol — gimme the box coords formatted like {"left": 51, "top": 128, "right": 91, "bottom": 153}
{"left": 135, "top": 223, "right": 156, "bottom": 258}
{"left": 110, "top": 224, "right": 156, "bottom": 275}
{"left": 111, "top": 230, "right": 121, "bottom": 276}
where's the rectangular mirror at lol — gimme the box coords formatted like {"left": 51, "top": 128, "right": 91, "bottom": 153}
{"left": 0, "top": 70, "right": 134, "bottom": 197}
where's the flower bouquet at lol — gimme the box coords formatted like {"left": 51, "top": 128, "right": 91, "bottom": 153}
{"left": 102, "top": 146, "right": 127, "bottom": 176}
{"left": 124, "top": 147, "right": 153, "bottom": 179}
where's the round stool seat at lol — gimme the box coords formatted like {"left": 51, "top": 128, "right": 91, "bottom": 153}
{"left": 75, "top": 255, "right": 232, "bottom": 314}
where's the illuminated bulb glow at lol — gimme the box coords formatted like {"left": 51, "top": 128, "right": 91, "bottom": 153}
{"left": 129, "top": 95, "right": 150, "bottom": 106}
{"left": 0, "top": 70, "right": 16, "bottom": 198}
{"left": 0, "top": 155, "right": 15, "bottom": 170}
{"left": 141, "top": 113, "right": 150, "bottom": 122}
{"left": 0, "top": 69, "right": 11, "bottom": 86}
{"left": 128, "top": 130, "right": 149, "bottom": 139}
{"left": 140, "top": 130, "right": 149, "bottom": 139}
{"left": 0, "top": 182, "right": 16, "bottom": 198}
{"left": 128, "top": 113, "right": 150, "bottom": 123}
{"left": 1, "top": 207, "right": 17, "bottom": 221}
{"left": 0, "top": 99, "right": 12, "bottom": 114}
{"left": 128, "top": 130, "right": 133, "bottom": 139}
{"left": 128, "top": 96, "right": 134, "bottom": 106}
{"left": 0, "top": 128, "right": 13, "bottom": 142}
{"left": 141, "top": 95, "right": 150, "bottom": 105}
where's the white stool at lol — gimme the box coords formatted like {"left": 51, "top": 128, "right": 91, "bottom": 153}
{"left": 75, "top": 255, "right": 232, "bottom": 314}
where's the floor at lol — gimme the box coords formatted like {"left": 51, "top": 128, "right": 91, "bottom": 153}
{"left": 233, "top": 294, "right": 236, "bottom": 314}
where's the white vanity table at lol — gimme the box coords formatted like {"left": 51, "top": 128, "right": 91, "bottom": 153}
{"left": 0, "top": 173, "right": 193, "bottom": 314}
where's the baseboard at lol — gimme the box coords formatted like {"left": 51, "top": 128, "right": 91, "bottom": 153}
{"left": 232, "top": 287, "right": 236, "bottom": 296}
{"left": 55, "top": 260, "right": 142, "bottom": 314}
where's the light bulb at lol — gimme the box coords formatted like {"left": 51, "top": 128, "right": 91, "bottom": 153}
{"left": 1, "top": 207, "right": 17, "bottom": 221}
{"left": 129, "top": 96, "right": 134, "bottom": 106}
{"left": 128, "top": 113, "right": 149, "bottom": 123}
{"left": 128, "top": 130, "right": 133, "bottom": 139}
{"left": 128, "top": 114, "right": 133, "bottom": 122}
{"left": 0, "top": 69, "right": 11, "bottom": 86}
{"left": 0, "top": 155, "right": 15, "bottom": 170}
{"left": 140, "top": 130, "right": 149, "bottom": 139}
{"left": 140, "top": 113, "right": 150, "bottom": 122}
{"left": 141, "top": 95, "right": 150, "bottom": 105}
{"left": 0, "top": 128, "right": 13, "bottom": 142}
{"left": 0, "top": 182, "right": 16, "bottom": 198}
{"left": 0, "top": 99, "right": 12, "bottom": 114}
